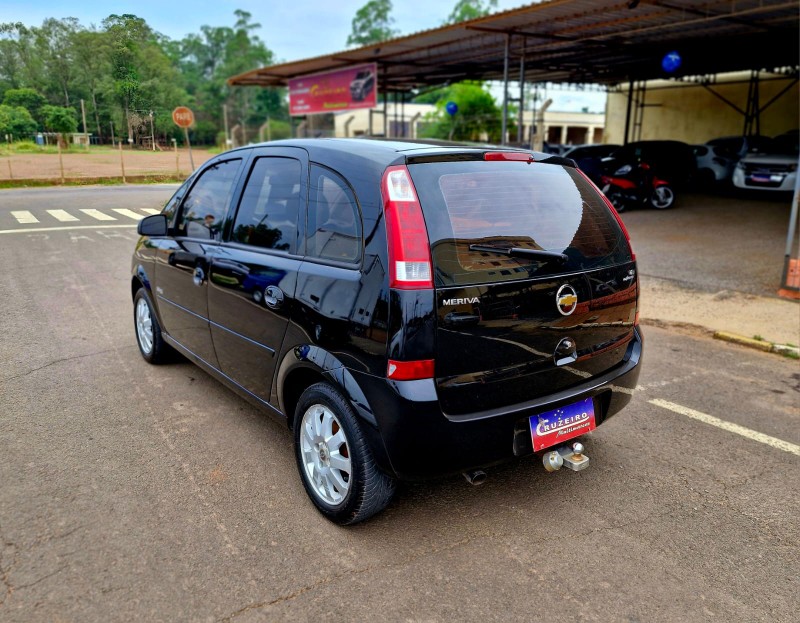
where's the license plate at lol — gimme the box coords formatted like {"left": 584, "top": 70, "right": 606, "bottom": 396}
{"left": 530, "top": 397, "right": 596, "bottom": 452}
{"left": 751, "top": 175, "right": 770, "bottom": 183}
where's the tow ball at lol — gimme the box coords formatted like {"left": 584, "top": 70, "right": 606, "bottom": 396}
{"left": 542, "top": 442, "right": 589, "bottom": 472}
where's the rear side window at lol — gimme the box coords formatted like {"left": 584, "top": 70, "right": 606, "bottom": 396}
{"left": 232, "top": 157, "right": 301, "bottom": 254}
{"left": 306, "top": 164, "right": 362, "bottom": 264}
{"left": 409, "top": 161, "right": 631, "bottom": 287}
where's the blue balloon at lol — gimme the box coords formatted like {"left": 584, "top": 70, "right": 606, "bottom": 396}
{"left": 445, "top": 101, "right": 458, "bottom": 116}
{"left": 662, "top": 51, "right": 682, "bottom": 73}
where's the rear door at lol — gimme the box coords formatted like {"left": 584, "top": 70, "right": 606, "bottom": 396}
{"left": 207, "top": 148, "right": 306, "bottom": 404}
{"left": 408, "top": 158, "right": 638, "bottom": 415}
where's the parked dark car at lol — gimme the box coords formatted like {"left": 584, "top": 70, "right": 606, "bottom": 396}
{"left": 562, "top": 143, "right": 621, "bottom": 184}
{"left": 349, "top": 69, "right": 375, "bottom": 102}
{"left": 601, "top": 140, "right": 696, "bottom": 187}
{"left": 131, "top": 138, "right": 642, "bottom": 524}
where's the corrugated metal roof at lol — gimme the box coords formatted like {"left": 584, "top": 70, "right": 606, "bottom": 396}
{"left": 229, "top": 0, "right": 799, "bottom": 90}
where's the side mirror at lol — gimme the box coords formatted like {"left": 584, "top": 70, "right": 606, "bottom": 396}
{"left": 137, "top": 214, "right": 168, "bottom": 237}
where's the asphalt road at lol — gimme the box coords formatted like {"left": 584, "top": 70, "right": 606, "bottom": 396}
{"left": 1, "top": 186, "right": 798, "bottom": 622}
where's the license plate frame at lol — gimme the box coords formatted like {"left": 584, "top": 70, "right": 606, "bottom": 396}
{"left": 530, "top": 397, "right": 596, "bottom": 452}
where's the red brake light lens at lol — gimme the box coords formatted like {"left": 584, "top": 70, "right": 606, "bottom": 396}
{"left": 381, "top": 165, "right": 433, "bottom": 289}
{"left": 484, "top": 151, "right": 534, "bottom": 162}
{"left": 387, "top": 359, "right": 435, "bottom": 380}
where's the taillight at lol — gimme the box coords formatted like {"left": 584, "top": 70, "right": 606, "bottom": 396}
{"left": 387, "top": 359, "right": 435, "bottom": 381}
{"left": 381, "top": 165, "right": 433, "bottom": 289}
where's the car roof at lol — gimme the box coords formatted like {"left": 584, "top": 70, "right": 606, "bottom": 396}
{"left": 220, "top": 137, "right": 564, "bottom": 166}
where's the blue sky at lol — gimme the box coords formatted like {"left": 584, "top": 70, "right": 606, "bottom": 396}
{"left": 3, "top": 0, "right": 606, "bottom": 112}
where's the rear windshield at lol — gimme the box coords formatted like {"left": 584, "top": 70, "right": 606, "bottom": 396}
{"left": 408, "top": 160, "right": 631, "bottom": 287}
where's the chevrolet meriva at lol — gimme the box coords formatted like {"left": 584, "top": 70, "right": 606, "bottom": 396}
{"left": 131, "top": 139, "right": 642, "bottom": 524}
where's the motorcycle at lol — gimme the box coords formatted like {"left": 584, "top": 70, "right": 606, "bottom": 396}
{"left": 600, "top": 162, "right": 675, "bottom": 212}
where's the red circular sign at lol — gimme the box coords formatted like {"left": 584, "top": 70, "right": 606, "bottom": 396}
{"left": 172, "top": 106, "right": 195, "bottom": 128}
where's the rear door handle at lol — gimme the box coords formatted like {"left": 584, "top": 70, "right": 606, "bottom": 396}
{"left": 264, "top": 285, "right": 284, "bottom": 309}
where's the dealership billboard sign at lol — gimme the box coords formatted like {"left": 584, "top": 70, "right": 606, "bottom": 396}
{"left": 289, "top": 63, "right": 377, "bottom": 116}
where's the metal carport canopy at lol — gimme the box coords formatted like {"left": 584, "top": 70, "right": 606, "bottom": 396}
{"left": 228, "top": 0, "right": 799, "bottom": 91}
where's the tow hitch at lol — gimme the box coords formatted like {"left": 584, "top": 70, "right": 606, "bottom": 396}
{"left": 542, "top": 442, "right": 589, "bottom": 472}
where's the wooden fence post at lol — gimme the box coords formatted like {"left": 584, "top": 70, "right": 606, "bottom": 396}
{"left": 119, "top": 141, "right": 126, "bottom": 183}
{"left": 57, "top": 139, "right": 65, "bottom": 184}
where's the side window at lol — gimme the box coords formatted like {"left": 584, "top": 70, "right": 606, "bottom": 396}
{"left": 232, "top": 157, "right": 301, "bottom": 254}
{"left": 176, "top": 159, "right": 242, "bottom": 239}
{"left": 163, "top": 178, "right": 192, "bottom": 224}
{"left": 307, "top": 165, "right": 362, "bottom": 264}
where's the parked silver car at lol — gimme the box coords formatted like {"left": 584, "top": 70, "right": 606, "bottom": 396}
{"left": 733, "top": 131, "right": 799, "bottom": 192}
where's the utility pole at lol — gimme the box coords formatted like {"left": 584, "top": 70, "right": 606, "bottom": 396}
{"left": 80, "top": 99, "right": 89, "bottom": 149}
{"left": 149, "top": 110, "right": 155, "bottom": 151}
{"left": 223, "top": 104, "right": 230, "bottom": 149}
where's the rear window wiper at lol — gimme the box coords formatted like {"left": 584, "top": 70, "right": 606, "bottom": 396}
{"left": 469, "top": 244, "right": 568, "bottom": 263}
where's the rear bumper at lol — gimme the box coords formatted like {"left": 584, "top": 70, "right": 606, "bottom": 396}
{"left": 351, "top": 327, "right": 643, "bottom": 480}
{"left": 733, "top": 168, "right": 796, "bottom": 191}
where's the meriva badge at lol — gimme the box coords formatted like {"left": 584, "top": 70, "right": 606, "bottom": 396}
{"left": 556, "top": 284, "right": 578, "bottom": 316}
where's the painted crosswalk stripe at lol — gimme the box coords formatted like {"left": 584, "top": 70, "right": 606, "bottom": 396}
{"left": 141, "top": 208, "right": 161, "bottom": 215}
{"left": 11, "top": 211, "right": 39, "bottom": 224}
{"left": 80, "top": 209, "right": 117, "bottom": 221}
{"left": 112, "top": 209, "right": 144, "bottom": 220}
{"left": 649, "top": 399, "right": 800, "bottom": 456}
{"left": 47, "top": 209, "right": 79, "bottom": 222}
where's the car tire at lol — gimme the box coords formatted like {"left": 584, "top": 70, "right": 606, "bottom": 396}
{"left": 294, "top": 382, "right": 396, "bottom": 525}
{"left": 133, "top": 288, "right": 172, "bottom": 364}
{"left": 650, "top": 185, "right": 675, "bottom": 209}
{"left": 607, "top": 191, "right": 627, "bottom": 213}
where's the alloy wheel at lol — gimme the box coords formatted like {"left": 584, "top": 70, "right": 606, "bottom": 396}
{"left": 135, "top": 297, "right": 154, "bottom": 355}
{"left": 299, "top": 404, "right": 352, "bottom": 506}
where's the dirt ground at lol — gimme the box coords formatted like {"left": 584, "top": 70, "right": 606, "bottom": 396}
{"left": 0, "top": 148, "right": 215, "bottom": 181}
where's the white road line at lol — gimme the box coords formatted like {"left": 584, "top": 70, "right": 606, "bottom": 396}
{"left": 649, "top": 398, "right": 800, "bottom": 456}
{"left": 112, "top": 208, "right": 145, "bottom": 220}
{"left": 46, "top": 209, "right": 79, "bottom": 222}
{"left": 80, "top": 209, "right": 117, "bottom": 221}
{"left": 141, "top": 208, "right": 161, "bottom": 215}
{"left": 0, "top": 225, "right": 138, "bottom": 235}
{"left": 11, "top": 210, "right": 39, "bottom": 224}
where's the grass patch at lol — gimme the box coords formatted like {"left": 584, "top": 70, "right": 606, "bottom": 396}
{"left": 0, "top": 175, "right": 184, "bottom": 189}
{"left": 753, "top": 334, "right": 765, "bottom": 341}
{"left": 0, "top": 141, "right": 117, "bottom": 156}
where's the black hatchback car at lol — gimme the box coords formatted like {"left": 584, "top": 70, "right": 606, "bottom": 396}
{"left": 132, "top": 139, "right": 642, "bottom": 524}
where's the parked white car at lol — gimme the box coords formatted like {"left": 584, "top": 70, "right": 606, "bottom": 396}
{"left": 733, "top": 131, "right": 799, "bottom": 192}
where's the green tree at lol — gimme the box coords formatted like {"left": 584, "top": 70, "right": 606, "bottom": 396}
{"left": 347, "top": 0, "right": 399, "bottom": 47}
{"left": 103, "top": 14, "right": 149, "bottom": 138}
{"left": 72, "top": 28, "right": 111, "bottom": 139}
{"left": 0, "top": 104, "right": 37, "bottom": 138}
{"left": 176, "top": 10, "right": 284, "bottom": 145}
{"left": 2, "top": 87, "right": 46, "bottom": 126}
{"left": 418, "top": 82, "right": 502, "bottom": 142}
{"left": 41, "top": 104, "right": 78, "bottom": 146}
{"left": 33, "top": 18, "right": 80, "bottom": 106}
{"left": 102, "top": 14, "right": 189, "bottom": 144}
{"left": 445, "top": 0, "right": 498, "bottom": 23}
{"left": 0, "top": 22, "right": 45, "bottom": 94}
